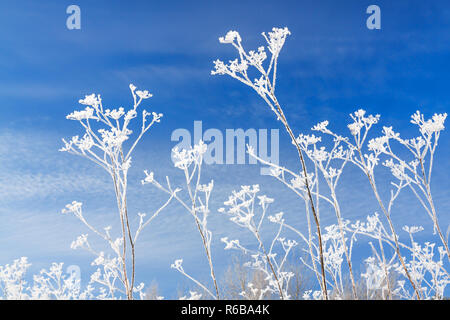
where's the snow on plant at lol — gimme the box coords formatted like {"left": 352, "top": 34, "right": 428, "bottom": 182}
{"left": 347, "top": 212, "right": 398, "bottom": 299}
{"left": 309, "top": 110, "right": 449, "bottom": 299}
{"left": 213, "top": 27, "right": 448, "bottom": 300}
{"left": 374, "top": 112, "right": 449, "bottom": 258}
{"left": 316, "top": 110, "right": 420, "bottom": 297}
{"left": 394, "top": 226, "right": 449, "bottom": 299}
{"left": 250, "top": 108, "right": 449, "bottom": 300}
{"left": 29, "top": 263, "right": 89, "bottom": 300}
{"left": 0, "top": 257, "right": 30, "bottom": 299}
{"left": 219, "top": 185, "right": 297, "bottom": 300}
{"left": 0, "top": 28, "right": 447, "bottom": 301}
{"left": 142, "top": 141, "right": 220, "bottom": 300}
{"left": 59, "top": 84, "right": 171, "bottom": 299}
{"left": 312, "top": 109, "right": 448, "bottom": 299}
{"left": 213, "top": 26, "right": 329, "bottom": 299}
{"left": 0, "top": 258, "right": 92, "bottom": 300}
{"left": 355, "top": 223, "right": 449, "bottom": 300}
{"left": 289, "top": 131, "right": 358, "bottom": 297}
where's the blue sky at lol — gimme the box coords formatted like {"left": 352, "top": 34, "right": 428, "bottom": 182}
{"left": 0, "top": 0, "right": 449, "bottom": 298}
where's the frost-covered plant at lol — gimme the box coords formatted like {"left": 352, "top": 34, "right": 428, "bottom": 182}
{"left": 255, "top": 129, "right": 358, "bottom": 297}
{"left": 143, "top": 141, "right": 220, "bottom": 299}
{"left": 212, "top": 26, "right": 328, "bottom": 299}
{"left": 29, "top": 263, "right": 93, "bottom": 300}
{"left": 212, "top": 27, "right": 448, "bottom": 300}
{"left": 347, "top": 212, "right": 399, "bottom": 299}
{"left": 251, "top": 109, "right": 448, "bottom": 300}
{"left": 374, "top": 112, "right": 448, "bottom": 259}
{"left": 0, "top": 257, "right": 30, "bottom": 299}
{"left": 219, "top": 185, "right": 297, "bottom": 299}
{"left": 353, "top": 223, "right": 449, "bottom": 300}
{"left": 0, "top": 258, "right": 91, "bottom": 300}
{"left": 60, "top": 84, "right": 170, "bottom": 299}
{"left": 1, "top": 27, "right": 446, "bottom": 301}
{"left": 311, "top": 109, "right": 448, "bottom": 299}
{"left": 395, "top": 226, "right": 449, "bottom": 299}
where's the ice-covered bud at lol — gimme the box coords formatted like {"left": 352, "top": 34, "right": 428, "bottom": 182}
{"left": 228, "top": 59, "right": 248, "bottom": 74}
{"left": 198, "top": 180, "right": 214, "bottom": 193}
{"left": 211, "top": 59, "right": 227, "bottom": 75}
{"left": 62, "top": 201, "right": 83, "bottom": 215}
{"left": 219, "top": 30, "right": 241, "bottom": 44}
{"left": 268, "top": 212, "right": 284, "bottom": 224}
{"left": 290, "top": 172, "right": 314, "bottom": 190}
{"left": 417, "top": 112, "right": 447, "bottom": 135}
{"left": 312, "top": 147, "right": 328, "bottom": 162}
{"left": 221, "top": 237, "right": 241, "bottom": 250}
{"left": 141, "top": 170, "right": 154, "bottom": 185}
{"left": 70, "top": 234, "right": 88, "bottom": 250}
{"left": 171, "top": 259, "right": 183, "bottom": 270}
{"left": 368, "top": 136, "right": 389, "bottom": 153}
{"left": 382, "top": 126, "right": 400, "bottom": 139}
{"left": 312, "top": 120, "right": 329, "bottom": 132}
{"left": 152, "top": 112, "right": 163, "bottom": 122}
{"left": 247, "top": 47, "right": 267, "bottom": 67}
{"left": 263, "top": 27, "right": 291, "bottom": 55}
{"left": 296, "top": 134, "right": 321, "bottom": 147}
{"left": 136, "top": 90, "right": 152, "bottom": 99}
{"left": 78, "top": 94, "right": 100, "bottom": 107}
{"left": 348, "top": 121, "right": 364, "bottom": 136}
{"left": 403, "top": 225, "right": 424, "bottom": 234}
{"left": 66, "top": 107, "right": 96, "bottom": 121}
{"left": 106, "top": 107, "right": 125, "bottom": 120}
{"left": 257, "top": 195, "right": 274, "bottom": 207}
{"left": 254, "top": 75, "right": 268, "bottom": 95}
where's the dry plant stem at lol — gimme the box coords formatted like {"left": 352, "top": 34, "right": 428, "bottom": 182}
{"left": 422, "top": 131, "right": 450, "bottom": 259}
{"left": 357, "top": 148, "right": 422, "bottom": 300}
{"left": 254, "top": 230, "right": 285, "bottom": 300}
{"left": 271, "top": 96, "right": 328, "bottom": 300}
{"left": 120, "top": 149, "right": 136, "bottom": 299}
{"left": 185, "top": 165, "right": 220, "bottom": 300}
{"left": 151, "top": 176, "right": 220, "bottom": 299}
{"left": 418, "top": 158, "right": 450, "bottom": 260}
{"left": 385, "top": 136, "right": 449, "bottom": 261}
{"left": 328, "top": 188, "right": 358, "bottom": 299}
{"left": 111, "top": 171, "right": 131, "bottom": 299}
{"left": 318, "top": 145, "right": 357, "bottom": 298}
{"left": 250, "top": 153, "right": 329, "bottom": 291}
{"left": 371, "top": 177, "right": 421, "bottom": 300}
{"left": 310, "top": 141, "right": 357, "bottom": 298}
{"left": 377, "top": 236, "right": 393, "bottom": 299}
{"left": 123, "top": 198, "right": 136, "bottom": 298}
{"left": 61, "top": 85, "right": 166, "bottom": 300}
{"left": 193, "top": 217, "right": 220, "bottom": 300}
{"left": 303, "top": 198, "right": 325, "bottom": 293}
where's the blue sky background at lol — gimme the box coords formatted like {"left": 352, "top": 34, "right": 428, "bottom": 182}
{"left": 0, "top": 0, "right": 448, "bottom": 298}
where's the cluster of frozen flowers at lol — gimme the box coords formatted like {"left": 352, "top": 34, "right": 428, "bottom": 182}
{"left": 143, "top": 140, "right": 222, "bottom": 299}
{"left": 0, "top": 258, "right": 92, "bottom": 300}
{"left": 219, "top": 185, "right": 296, "bottom": 300}
{"left": 242, "top": 107, "right": 448, "bottom": 300}
{"left": 258, "top": 108, "right": 448, "bottom": 300}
